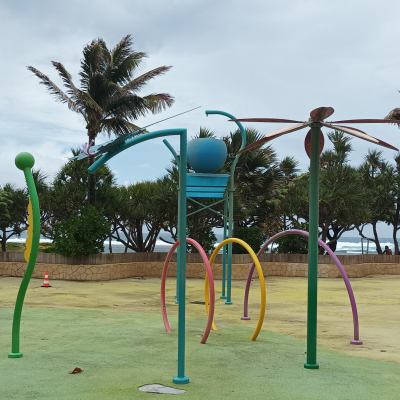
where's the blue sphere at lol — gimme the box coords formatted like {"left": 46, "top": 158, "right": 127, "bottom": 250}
{"left": 187, "top": 138, "right": 227, "bottom": 173}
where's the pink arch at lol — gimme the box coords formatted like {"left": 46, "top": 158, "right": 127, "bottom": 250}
{"left": 242, "top": 229, "right": 362, "bottom": 345}
{"left": 161, "top": 238, "right": 215, "bottom": 344}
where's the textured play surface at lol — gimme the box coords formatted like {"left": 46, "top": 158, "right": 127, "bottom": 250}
{"left": 1, "top": 276, "right": 399, "bottom": 399}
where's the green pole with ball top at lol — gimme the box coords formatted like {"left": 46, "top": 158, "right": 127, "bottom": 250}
{"left": 9, "top": 152, "right": 41, "bottom": 358}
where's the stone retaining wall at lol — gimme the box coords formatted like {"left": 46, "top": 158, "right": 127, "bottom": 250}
{"left": 1, "top": 260, "right": 400, "bottom": 281}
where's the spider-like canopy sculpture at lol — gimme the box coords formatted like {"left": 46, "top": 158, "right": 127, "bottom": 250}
{"left": 232, "top": 106, "right": 400, "bottom": 370}
{"left": 233, "top": 106, "right": 400, "bottom": 154}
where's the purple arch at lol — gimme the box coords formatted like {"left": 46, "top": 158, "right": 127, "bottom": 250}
{"left": 242, "top": 229, "right": 362, "bottom": 345}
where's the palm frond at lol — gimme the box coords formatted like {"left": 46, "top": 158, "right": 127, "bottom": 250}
{"left": 105, "top": 95, "right": 148, "bottom": 120}
{"left": 193, "top": 127, "right": 217, "bottom": 139}
{"left": 51, "top": 62, "right": 79, "bottom": 96}
{"left": 107, "top": 36, "right": 147, "bottom": 84}
{"left": 279, "top": 156, "right": 299, "bottom": 178}
{"left": 79, "top": 38, "right": 108, "bottom": 90}
{"left": 77, "top": 91, "right": 104, "bottom": 114}
{"left": 142, "top": 93, "right": 174, "bottom": 113}
{"left": 104, "top": 52, "right": 146, "bottom": 86}
{"left": 385, "top": 108, "right": 400, "bottom": 127}
{"left": 123, "top": 66, "right": 172, "bottom": 92}
{"left": 27, "top": 66, "right": 79, "bottom": 112}
{"left": 100, "top": 117, "right": 141, "bottom": 137}
{"left": 110, "top": 35, "right": 133, "bottom": 65}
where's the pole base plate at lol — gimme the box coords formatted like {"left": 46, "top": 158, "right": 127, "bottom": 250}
{"left": 304, "top": 363, "right": 319, "bottom": 369}
{"left": 241, "top": 316, "right": 251, "bottom": 320}
{"left": 350, "top": 339, "right": 363, "bottom": 345}
{"left": 173, "top": 376, "right": 190, "bottom": 384}
{"left": 8, "top": 352, "right": 23, "bottom": 358}
{"left": 220, "top": 296, "right": 227, "bottom": 299}
{"left": 225, "top": 301, "right": 233, "bottom": 305}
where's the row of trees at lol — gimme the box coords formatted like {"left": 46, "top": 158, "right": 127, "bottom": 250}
{"left": 2, "top": 128, "right": 400, "bottom": 255}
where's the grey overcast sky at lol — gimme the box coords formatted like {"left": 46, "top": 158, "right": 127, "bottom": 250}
{"left": 1, "top": 0, "right": 400, "bottom": 236}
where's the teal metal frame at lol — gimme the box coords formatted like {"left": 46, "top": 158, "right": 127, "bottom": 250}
{"left": 89, "top": 129, "right": 190, "bottom": 384}
{"left": 205, "top": 111, "right": 246, "bottom": 304}
{"left": 163, "top": 111, "right": 246, "bottom": 304}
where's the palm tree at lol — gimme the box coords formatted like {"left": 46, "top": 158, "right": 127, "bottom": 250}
{"left": 385, "top": 89, "right": 400, "bottom": 127}
{"left": 28, "top": 34, "right": 174, "bottom": 205}
{"left": 221, "top": 128, "right": 283, "bottom": 237}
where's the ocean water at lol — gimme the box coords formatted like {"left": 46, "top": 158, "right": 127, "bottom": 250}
{"left": 8, "top": 233, "right": 396, "bottom": 255}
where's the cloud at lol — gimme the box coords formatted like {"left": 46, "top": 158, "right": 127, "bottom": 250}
{"left": 1, "top": 0, "right": 400, "bottom": 189}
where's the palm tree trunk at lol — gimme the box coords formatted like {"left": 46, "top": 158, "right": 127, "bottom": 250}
{"left": 319, "top": 223, "right": 328, "bottom": 255}
{"left": 372, "top": 222, "right": 382, "bottom": 254}
{"left": 393, "top": 200, "right": 400, "bottom": 255}
{"left": 87, "top": 134, "right": 96, "bottom": 206}
{"left": 1, "top": 232, "right": 6, "bottom": 252}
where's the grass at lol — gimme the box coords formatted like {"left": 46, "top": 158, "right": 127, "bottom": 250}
{"left": 1, "top": 308, "right": 400, "bottom": 400}
{"left": 5, "top": 242, "right": 53, "bottom": 253}
{"left": 1, "top": 276, "right": 399, "bottom": 399}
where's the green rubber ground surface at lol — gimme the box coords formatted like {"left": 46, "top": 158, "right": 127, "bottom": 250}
{"left": 1, "top": 308, "right": 399, "bottom": 400}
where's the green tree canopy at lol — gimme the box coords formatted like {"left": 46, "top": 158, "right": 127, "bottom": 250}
{"left": 357, "top": 150, "right": 396, "bottom": 254}
{"left": 50, "top": 205, "right": 111, "bottom": 257}
{"left": 0, "top": 184, "right": 28, "bottom": 252}
{"left": 281, "top": 131, "right": 369, "bottom": 253}
{"left": 41, "top": 149, "right": 116, "bottom": 238}
{"left": 111, "top": 178, "right": 177, "bottom": 252}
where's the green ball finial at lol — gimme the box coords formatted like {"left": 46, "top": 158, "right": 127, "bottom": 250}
{"left": 15, "top": 152, "right": 35, "bottom": 170}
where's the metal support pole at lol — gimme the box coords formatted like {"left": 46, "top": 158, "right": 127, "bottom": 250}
{"left": 173, "top": 130, "right": 189, "bottom": 384}
{"left": 175, "top": 189, "right": 180, "bottom": 303}
{"left": 226, "top": 186, "right": 234, "bottom": 305}
{"left": 205, "top": 110, "right": 246, "bottom": 306}
{"left": 221, "top": 198, "right": 228, "bottom": 299}
{"left": 88, "top": 129, "right": 190, "bottom": 383}
{"left": 304, "top": 125, "right": 320, "bottom": 370}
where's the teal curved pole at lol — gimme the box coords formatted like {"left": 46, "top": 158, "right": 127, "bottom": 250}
{"left": 205, "top": 111, "right": 246, "bottom": 305}
{"left": 163, "top": 139, "right": 180, "bottom": 165}
{"left": 163, "top": 139, "right": 180, "bottom": 304}
{"left": 89, "top": 129, "right": 187, "bottom": 173}
{"left": 9, "top": 152, "right": 41, "bottom": 358}
{"left": 89, "top": 129, "right": 189, "bottom": 384}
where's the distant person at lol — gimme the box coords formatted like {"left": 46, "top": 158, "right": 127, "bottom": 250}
{"left": 382, "top": 245, "right": 393, "bottom": 255}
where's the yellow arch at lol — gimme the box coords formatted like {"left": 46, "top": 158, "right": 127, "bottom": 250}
{"left": 205, "top": 238, "right": 266, "bottom": 341}
{"left": 24, "top": 198, "right": 33, "bottom": 263}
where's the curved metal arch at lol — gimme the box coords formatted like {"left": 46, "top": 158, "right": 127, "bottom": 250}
{"left": 89, "top": 128, "right": 187, "bottom": 173}
{"left": 242, "top": 229, "right": 362, "bottom": 345}
{"left": 204, "top": 238, "right": 267, "bottom": 343}
{"left": 161, "top": 238, "right": 215, "bottom": 344}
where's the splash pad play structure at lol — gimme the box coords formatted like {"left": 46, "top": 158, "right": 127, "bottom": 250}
{"left": 161, "top": 237, "right": 267, "bottom": 344}
{"left": 86, "top": 112, "right": 253, "bottom": 383}
{"left": 9, "top": 152, "right": 41, "bottom": 359}
{"left": 7, "top": 106, "right": 400, "bottom": 388}
{"left": 234, "top": 106, "right": 399, "bottom": 368}
{"left": 241, "top": 229, "right": 362, "bottom": 345}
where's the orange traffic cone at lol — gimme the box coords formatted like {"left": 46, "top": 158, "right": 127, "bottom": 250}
{"left": 41, "top": 271, "right": 52, "bottom": 287}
